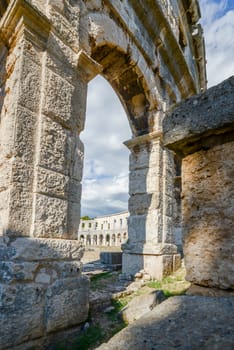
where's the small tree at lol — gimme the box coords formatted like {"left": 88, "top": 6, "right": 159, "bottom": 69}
{"left": 81, "top": 215, "right": 93, "bottom": 220}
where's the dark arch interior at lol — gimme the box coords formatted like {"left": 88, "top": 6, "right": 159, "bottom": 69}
{"left": 0, "top": 0, "right": 9, "bottom": 18}
{"left": 91, "top": 45, "right": 151, "bottom": 136}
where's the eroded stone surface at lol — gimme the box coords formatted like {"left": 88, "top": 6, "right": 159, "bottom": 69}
{"left": 0, "top": 0, "right": 206, "bottom": 348}
{"left": 97, "top": 296, "right": 234, "bottom": 350}
{"left": 120, "top": 290, "right": 166, "bottom": 324}
{"left": 182, "top": 141, "right": 234, "bottom": 289}
{"left": 163, "top": 78, "right": 234, "bottom": 290}
{"left": 163, "top": 76, "right": 234, "bottom": 157}
{"left": 0, "top": 237, "right": 89, "bottom": 350}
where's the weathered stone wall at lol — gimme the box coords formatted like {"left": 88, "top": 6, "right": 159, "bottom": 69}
{"left": 0, "top": 0, "right": 206, "bottom": 347}
{"left": 0, "top": 237, "right": 89, "bottom": 349}
{"left": 163, "top": 76, "right": 234, "bottom": 290}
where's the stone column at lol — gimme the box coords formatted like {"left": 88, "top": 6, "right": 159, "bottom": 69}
{"left": 122, "top": 131, "right": 180, "bottom": 279}
{"left": 0, "top": 1, "right": 93, "bottom": 348}
{"left": 163, "top": 76, "right": 234, "bottom": 291}
{"left": 0, "top": 1, "right": 51, "bottom": 237}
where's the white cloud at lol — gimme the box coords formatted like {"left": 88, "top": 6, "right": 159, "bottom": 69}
{"left": 80, "top": 76, "right": 131, "bottom": 217}
{"left": 200, "top": 0, "right": 234, "bottom": 86}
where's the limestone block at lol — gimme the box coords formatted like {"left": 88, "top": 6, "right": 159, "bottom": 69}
{"left": 33, "top": 193, "right": 67, "bottom": 238}
{"left": 47, "top": 32, "right": 78, "bottom": 71}
{"left": 0, "top": 237, "right": 16, "bottom": 260}
{"left": 0, "top": 162, "right": 11, "bottom": 191}
{"left": 122, "top": 253, "right": 144, "bottom": 277}
{"left": 173, "top": 254, "right": 181, "bottom": 271}
{"left": 141, "top": 243, "right": 178, "bottom": 255}
{"left": 121, "top": 290, "right": 166, "bottom": 324}
{"left": 43, "top": 68, "right": 75, "bottom": 126}
{"left": 0, "top": 283, "right": 45, "bottom": 349}
{"left": 67, "top": 200, "right": 81, "bottom": 239}
{"left": 161, "top": 215, "right": 174, "bottom": 244}
{"left": 0, "top": 106, "right": 17, "bottom": 160}
{"left": 129, "top": 168, "right": 147, "bottom": 194}
{"left": 45, "top": 275, "right": 89, "bottom": 333}
{"left": 0, "top": 190, "right": 10, "bottom": 235}
{"left": 71, "top": 79, "right": 87, "bottom": 131}
{"left": 96, "top": 296, "right": 234, "bottom": 350}
{"left": 35, "top": 269, "right": 53, "bottom": 284}
{"left": 18, "top": 55, "right": 41, "bottom": 112}
{"left": 21, "top": 38, "right": 43, "bottom": 65}
{"left": 68, "top": 179, "right": 81, "bottom": 203}
{"left": 46, "top": 46, "right": 76, "bottom": 85}
{"left": 89, "top": 12, "right": 129, "bottom": 52}
{"left": 43, "top": 66, "right": 86, "bottom": 133}
{"left": 71, "top": 136, "right": 84, "bottom": 181}
{"left": 0, "top": 261, "right": 38, "bottom": 283}
{"left": 129, "top": 145, "right": 150, "bottom": 171}
{"left": 123, "top": 253, "right": 173, "bottom": 280}
{"left": 163, "top": 195, "right": 173, "bottom": 217}
{"left": 129, "top": 139, "right": 162, "bottom": 170}
{"left": 10, "top": 237, "right": 84, "bottom": 261}
{"left": 39, "top": 116, "right": 74, "bottom": 175}
{"left": 127, "top": 214, "right": 147, "bottom": 243}
{"left": 129, "top": 193, "right": 160, "bottom": 215}
{"left": 11, "top": 160, "right": 34, "bottom": 187}
{"left": 163, "top": 76, "right": 234, "bottom": 156}
{"left": 48, "top": 6, "right": 79, "bottom": 51}
{"left": 52, "top": 261, "right": 82, "bottom": 278}
{"left": 14, "top": 107, "right": 36, "bottom": 163}
{"left": 36, "top": 166, "right": 69, "bottom": 199}
{"left": 7, "top": 187, "right": 33, "bottom": 236}
{"left": 127, "top": 211, "right": 163, "bottom": 248}
{"left": 183, "top": 142, "right": 234, "bottom": 289}
{"left": 129, "top": 167, "right": 160, "bottom": 195}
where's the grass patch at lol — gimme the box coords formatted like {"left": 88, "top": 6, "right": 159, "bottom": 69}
{"left": 146, "top": 280, "right": 162, "bottom": 289}
{"left": 90, "top": 271, "right": 113, "bottom": 282}
{"left": 73, "top": 324, "right": 104, "bottom": 350}
{"left": 90, "top": 271, "right": 115, "bottom": 290}
{"left": 56, "top": 324, "right": 105, "bottom": 350}
{"left": 146, "top": 267, "right": 190, "bottom": 297}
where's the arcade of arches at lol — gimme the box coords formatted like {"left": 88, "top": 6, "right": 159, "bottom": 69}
{"left": 78, "top": 211, "right": 129, "bottom": 247}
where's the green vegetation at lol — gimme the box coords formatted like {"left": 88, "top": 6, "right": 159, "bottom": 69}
{"left": 90, "top": 271, "right": 116, "bottom": 290}
{"left": 56, "top": 267, "right": 190, "bottom": 350}
{"left": 81, "top": 216, "right": 93, "bottom": 220}
{"left": 55, "top": 324, "right": 104, "bottom": 350}
{"left": 146, "top": 267, "right": 190, "bottom": 296}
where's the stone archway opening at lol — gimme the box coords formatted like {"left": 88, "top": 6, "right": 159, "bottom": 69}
{"left": 80, "top": 74, "right": 131, "bottom": 220}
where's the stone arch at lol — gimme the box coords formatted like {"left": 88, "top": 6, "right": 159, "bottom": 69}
{"left": 117, "top": 233, "right": 122, "bottom": 245}
{"left": 0, "top": 1, "right": 207, "bottom": 347}
{"left": 111, "top": 234, "right": 116, "bottom": 246}
{"left": 86, "top": 13, "right": 161, "bottom": 137}
{"left": 106, "top": 234, "right": 110, "bottom": 246}
{"left": 93, "top": 234, "right": 97, "bottom": 246}
{"left": 86, "top": 234, "right": 91, "bottom": 246}
{"left": 99, "top": 234, "right": 104, "bottom": 246}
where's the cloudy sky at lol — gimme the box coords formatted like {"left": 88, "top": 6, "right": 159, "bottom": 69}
{"left": 80, "top": 0, "right": 234, "bottom": 218}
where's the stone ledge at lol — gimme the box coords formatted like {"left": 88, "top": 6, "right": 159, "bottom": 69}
{"left": 123, "top": 243, "right": 178, "bottom": 255}
{"left": 0, "top": 237, "right": 84, "bottom": 261}
{"left": 163, "top": 76, "right": 234, "bottom": 157}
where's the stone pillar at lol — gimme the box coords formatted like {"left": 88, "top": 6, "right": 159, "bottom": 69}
{"left": 163, "top": 76, "right": 234, "bottom": 290}
{"left": 122, "top": 131, "right": 180, "bottom": 279}
{"left": 0, "top": 1, "right": 91, "bottom": 348}
{"left": 0, "top": 1, "right": 52, "bottom": 237}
